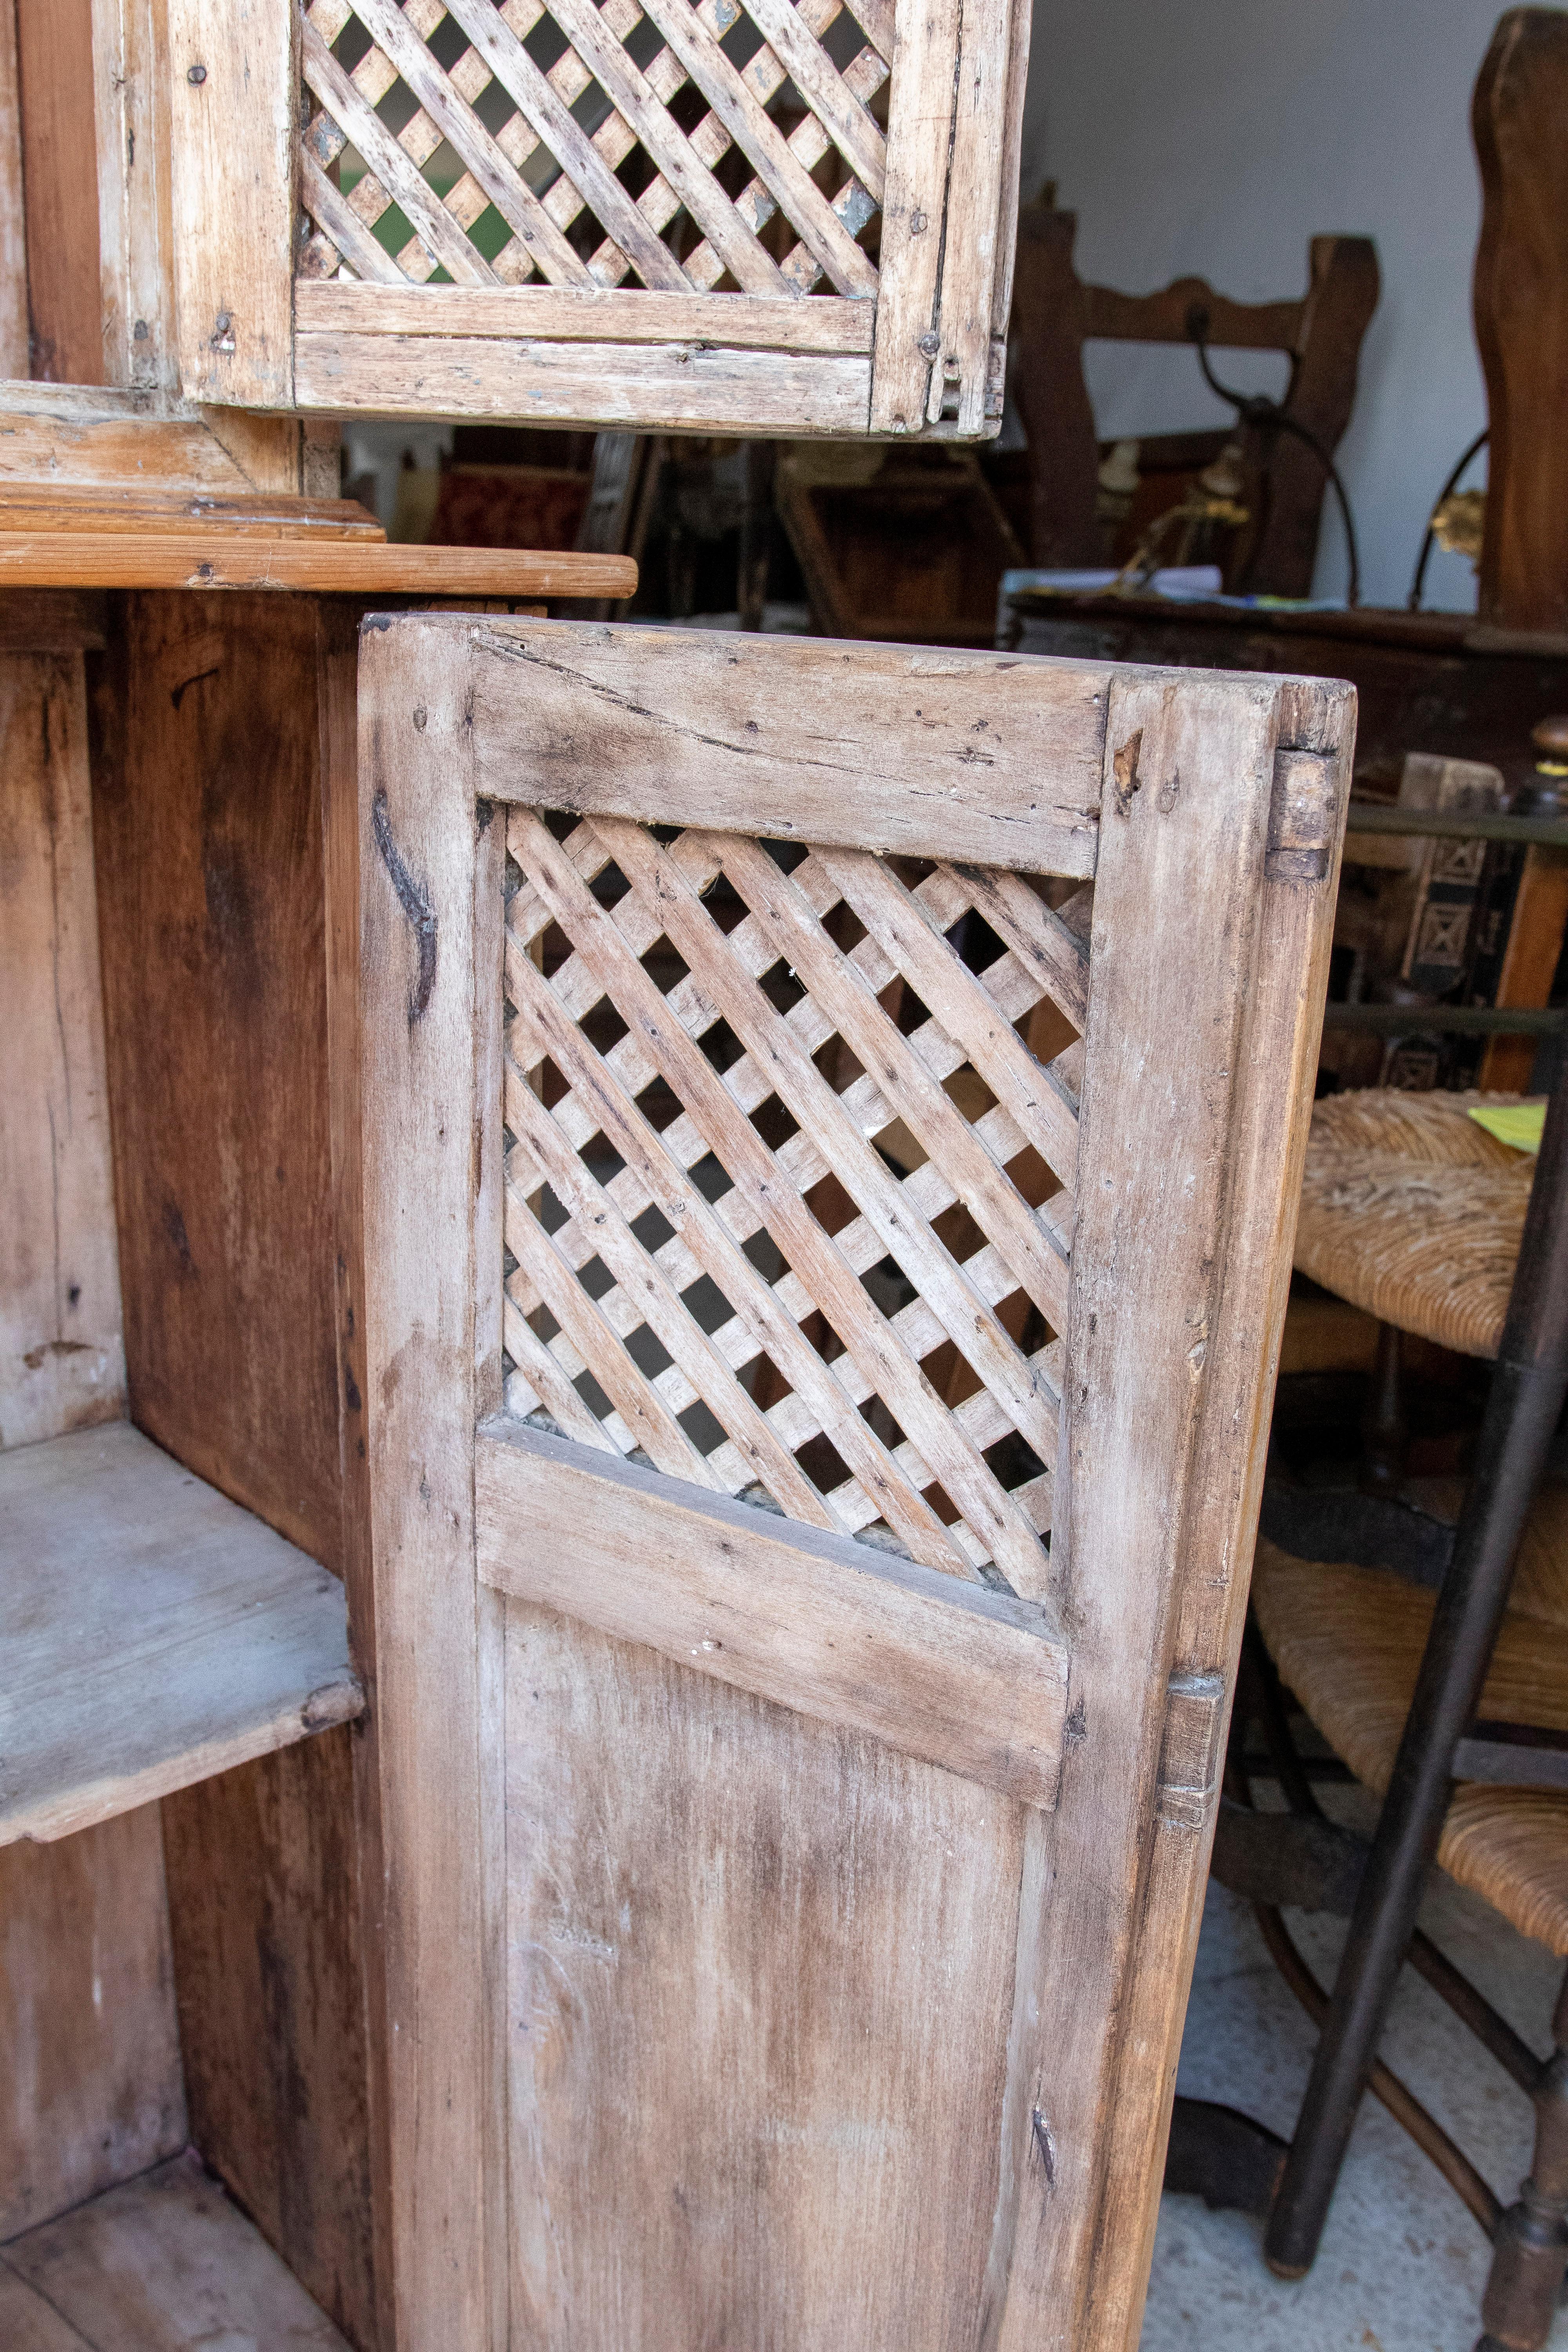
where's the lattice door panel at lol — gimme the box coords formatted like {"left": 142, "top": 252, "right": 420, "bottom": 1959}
{"left": 500, "top": 806, "right": 1089, "bottom": 1601}
{"left": 167, "top": 0, "right": 1025, "bottom": 432}
{"left": 299, "top": 0, "right": 887, "bottom": 299}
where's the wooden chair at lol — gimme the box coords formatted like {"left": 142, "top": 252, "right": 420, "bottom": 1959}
{"left": 355, "top": 613, "right": 1350, "bottom": 2345}
{"left": 1009, "top": 199, "right": 1379, "bottom": 595}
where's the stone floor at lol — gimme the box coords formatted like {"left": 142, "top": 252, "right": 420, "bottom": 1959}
{"left": 1144, "top": 1795, "right": 1564, "bottom": 2352}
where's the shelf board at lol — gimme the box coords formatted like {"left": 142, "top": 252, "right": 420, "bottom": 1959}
{"left": 0, "top": 531, "right": 636, "bottom": 598}
{"left": 0, "top": 2151, "right": 350, "bottom": 2348}
{"left": 0, "top": 1423, "right": 362, "bottom": 1846}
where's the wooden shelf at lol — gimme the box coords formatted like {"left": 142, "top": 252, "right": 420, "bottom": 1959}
{"left": 0, "top": 532, "right": 636, "bottom": 597}
{"left": 0, "top": 1424, "right": 362, "bottom": 1846}
{"left": 1, "top": 2151, "right": 350, "bottom": 2349}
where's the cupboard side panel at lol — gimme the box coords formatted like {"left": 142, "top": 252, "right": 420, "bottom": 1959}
{"left": 503, "top": 1601, "right": 1024, "bottom": 2352}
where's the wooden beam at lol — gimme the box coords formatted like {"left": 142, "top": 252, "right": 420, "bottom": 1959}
{"left": 295, "top": 278, "right": 877, "bottom": 354}
{"left": 0, "top": 531, "right": 635, "bottom": 595}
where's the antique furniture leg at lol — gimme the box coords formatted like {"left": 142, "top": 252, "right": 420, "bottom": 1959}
{"left": 1478, "top": 1961, "right": 1568, "bottom": 2352}
{"left": 1264, "top": 1061, "right": 1568, "bottom": 2278}
{"left": 1360, "top": 1319, "right": 1409, "bottom": 1496}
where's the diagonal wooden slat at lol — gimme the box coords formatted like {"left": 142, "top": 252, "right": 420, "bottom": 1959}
{"left": 346, "top": 0, "right": 595, "bottom": 287}
{"left": 299, "top": 17, "right": 499, "bottom": 284}
{"left": 298, "top": 147, "right": 407, "bottom": 284}
{"left": 439, "top": 0, "right": 695, "bottom": 291}
{"left": 517, "top": 816, "right": 1052, "bottom": 1592}
{"left": 595, "top": 819, "right": 1058, "bottom": 1468}
{"left": 635, "top": 0, "right": 877, "bottom": 296}
{"left": 736, "top": 0, "right": 887, "bottom": 201}
{"left": 946, "top": 862, "right": 1093, "bottom": 1032}
{"left": 503, "top": 1060, "right": 840, "bottom": 1527}
{"left": 502, "top": 921, "right": 978, "bottom": 1575}
{"left": 714, "top": 832, "right": 1071, "bottom": 1330}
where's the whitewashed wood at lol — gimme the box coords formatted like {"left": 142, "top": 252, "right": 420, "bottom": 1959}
{"left": 932, "top": 0, "right": 1011, "bottom": 433}
{"left": 0, "top": 654, "right": 124, "bottom": 1453}
{"left": 2, "top": 2150, "right": 351, "bottom": 2349}
{"left": 0, "top": 1423, "right": 362, "bottom": 1844}
{"left": 294, "top": 329, "right": 874, "bottom": 435}
{"left": 0, "top": 7, "right": 27, "bottom": 379}
{"left": 357, "top": 621, "right": 496, "bottom": 2348}
{"left": 503, "top": 1602, "right": 1025, "bottom": 2349}
{"left": 167, "top": 0, "right": 295, "bottom": 406}
{"left": 0, "top": 1808, "right": 186, "bottom": 2238}
{"left": 988, "top": 674, "right": 1351, "bottom": 2352}
{"left": 297, "top": 278, "right": 876, "bottom": 352}
{"left": 869, "top": 0, "right": 961, "bottom": 432}
{"left": 440, "top": 616, "right": 1105, "bottom": 871}
{"left": 477, "top": 1419, "right": 1069, "bottom": 1805}
{"left": 0, "top": 383, "right": 295, "bottom": 493}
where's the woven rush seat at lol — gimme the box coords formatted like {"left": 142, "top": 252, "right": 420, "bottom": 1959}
{"left": 1294, "top": 1088, "right": 1536, "bottom": 1358}
{"left": 1254, "top": 1514, "right": 1568, "bottom": 1953}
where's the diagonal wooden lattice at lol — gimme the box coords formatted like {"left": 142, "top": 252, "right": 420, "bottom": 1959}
{"left": 297, "top": 0, "right": 888, "bottom": 298}
{"left": 500, "top": 811, "right": 1092, "bottom": 1597}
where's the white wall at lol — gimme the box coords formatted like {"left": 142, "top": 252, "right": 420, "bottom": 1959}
{"left": 1020, "top": 0, "right": 1504, "bottom": 609}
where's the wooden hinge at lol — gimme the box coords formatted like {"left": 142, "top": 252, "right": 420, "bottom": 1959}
{"left": 1265, "top": 748, "right": 1342, "bottom": 883}
{"left": 1156, "top": 1669, "right": 1226, "bottom": 1831}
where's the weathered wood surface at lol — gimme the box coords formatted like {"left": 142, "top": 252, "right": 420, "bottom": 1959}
{"left": 868, "top": 0, "right": 960, "bottom": 432}
{"left": 1, "top": 2150, "right": 351, "bottom": 2349}
{"left": 407, "top": 614, "right": 1106, "bottom": 871}
{"left": 477, "top": 1419, "right": 1069, "bottom": 1806}
{"left": 0, "top": 651, "right": 124, "bottom": 1452}
{"left": 162, "top": 1729, "right": 377, "bottom": 2348}
{"left": 0, "top": 484, "right": 382, "bottom": 536}
{"left": 0, "top": 0, "right": 26, "bottom": 379}
{"left": 166, "top": 0, "right": 295, "bottom": 408}
{"left": 0, "top": 2264, "right": 91, "bottom": 2350}
{"left": 296, "top": 279, "right": 877, "bottom": 350}
{"left": 91, "top": 0, "right": 177, "bottom": 396}
{"left": 988, "top": 677, "right": 1351, "bottom": 2352}
{"left": 0, "top": 384, "right": 301, "bottom": 496}
{"left": 0, "top": 1423, "right": 361, "bottom": 1844}
{"left": 359, "top": 618, "right": 497, "bottom": 2348}
{"left": 0, "top": 532, "right": 634, "bottom": 596}
{"left": 0, "top": 1806, "right": 185, "bottom": 2239}
{"left": 15, "top": 0, "right": 102, "bottom": 384}
{"left": 503, "top": 1602, "right": 1024, "bottom": 2348}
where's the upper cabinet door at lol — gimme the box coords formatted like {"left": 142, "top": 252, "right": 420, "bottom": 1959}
{"left": 166, "top": 0, "right": 1031, "bottom": 437}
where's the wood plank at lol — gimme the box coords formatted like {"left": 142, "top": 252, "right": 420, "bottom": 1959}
{"left": 869, "top": 0, "right": 960, "bottom": 432}
{"left": 0, "top": 1422, "right": 361, "bottom": 1844}
{"left": 0, "top": 652, "right": 124, "bottom": 1453}
{"left": 0, "top": 0, "right": 27, "bottom": 378}
{"left": 477, "top": 1418, "right": 1069, "bottom": 1805}
{"left": 2, "top": 2150, "right": 351, "bottom": 2350}
{"left": 0, "top": 532, "right": 635, "bottom": 595}
{"left": 162, "top": 1730, "right": 377, "bottom": 2349}
{"left": 0, "top": 1807, "right": 185, "bottom": 2239}
{"left": 0, "top": 593, "right": 105, "bottom": 652}
{"left": 503, "top": 1601, "right": 1024, "bottom": 2348}
{"left": 92, "top": 0, "right": 178, "bottom": 396}
{"left": 0, "top": 483, "right": 383, "bottom": 536}
{"left": 987, "top": 673, "right": 1350, "bottom": 2351}
{"left": 294, "top": 327, "right": 874, "bottom": 436}
{"left": 165, "top": 0, "right": 294, "bottom": 406}
{"left": 357, "top": 617, "right": 497, "bottom": 2347}
{"left": 933, "top": 0, "right": 1011, "bottom": 433}
{"left": 0, "top": 2266, "right": 91, "bottom": 2350}
{"left": 15, "top": 0, "right": 102, "bottom": 383}
{"left": 0, "top": 385, "right": 294, "bottom": 494}
{"left": 448, "top": 615, "right": 1105, "bottom": 871}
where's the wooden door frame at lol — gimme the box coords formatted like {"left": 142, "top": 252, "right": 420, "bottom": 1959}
{"left": 358, "top": 617, "right": 1351, "bottom": 2350}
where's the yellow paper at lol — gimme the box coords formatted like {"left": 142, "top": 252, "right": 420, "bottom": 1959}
{"left": 1468, "top": 1100, "right": 1547, "bottom": 1154}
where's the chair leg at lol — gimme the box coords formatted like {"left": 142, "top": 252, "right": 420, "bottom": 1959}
{"left": 1361, "top": 1319, "right": 1408, "bottom": 1497}
{"left": 1476, "top": 1964, "right": 1568, "bottom": 2352}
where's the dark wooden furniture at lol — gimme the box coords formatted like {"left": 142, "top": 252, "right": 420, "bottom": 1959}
{"left": 777, "top": 442, "right": 1022, "bottom": 644}
{"left": 1008, "top": 200, "right": 1379, "bottom": 594}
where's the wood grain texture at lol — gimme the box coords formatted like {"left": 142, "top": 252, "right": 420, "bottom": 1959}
{"left": 161, "top": 1732, "right": 376, "bottom": 2350}
{"left": 2, "top": 2149, "right": 352, "bottom": 2349}
{"left": 0, "top": 385, "right": 295, "bottom": 494}
{"left": 0, "top": 484, "right": 383, "bottom": 536}
{"left": 0, "top": 533, "right": 635, "bottom": 596}
{"left": 869, "top": 0, "right": 959, "bottom": 432}
{"left": 296, "top": 277, "right": 876, "bottom": 353}
{"left": 15, "top": 0, "right": 102, "bottom": 383}
{"left": 477, "top": 1419, "right": 1069, "bottom": 1806}
{"left": 0, "top": 1806, "right": 185, "bottom": 2239}
{"left": 989, "top": 671, "right": 1350, "bottom": 2352}
{"left": 165, "top": 0, "right": 294, "bottom": 406}
{"left": 294, "top": 328, "right": 873, "bottom": 437}
{"left": 445, "top": 615, "right": 1105, "bottom": 871}
{"left": 0, "top": 0, "right": 27, "bottom": 379}
{"left": 0, "top": 1422, "right": 361, "bottom": 1844}
{"left": 91, "top": 0, "right": 178, "bottom": 396}
{"left": 91, "top": 592, "right": 342, "bottom": 1563}
{"left": 0, "top": 652, "right": 124, "bottom": 1452}
{"left": 0, "top": 2265, "right": 92, "bottom": 2351}
{"left": 358, "top": 616, "right": 495, "bottom": 2348}
{"left": 503, "top": 1601, "right": 1025, "bottom": 2349}
{"left": 1474, "top": 7, "right": 1568, "bottom": 630}
{"left": 933, "top": 0, "right": 1011, "bottom": 433}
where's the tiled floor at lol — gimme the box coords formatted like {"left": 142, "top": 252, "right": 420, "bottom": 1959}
{"left": 1145, "top": 1795, "right": 1564, "bottom": 2351}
